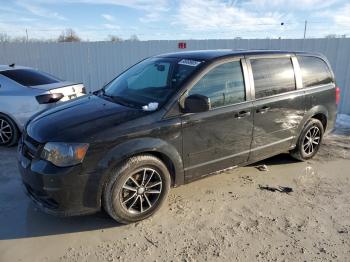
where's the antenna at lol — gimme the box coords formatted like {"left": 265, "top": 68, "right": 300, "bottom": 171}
{"left": 9, "top": 63, "right": 15, "bottom": 68}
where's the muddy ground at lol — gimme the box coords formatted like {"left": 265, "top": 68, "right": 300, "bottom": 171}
{"left": 0, "top": 130, "right": 350, "bottom": 262}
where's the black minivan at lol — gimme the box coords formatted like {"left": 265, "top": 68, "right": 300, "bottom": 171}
{"left": 18, "top": 50, "right": 338, "bottom": 223}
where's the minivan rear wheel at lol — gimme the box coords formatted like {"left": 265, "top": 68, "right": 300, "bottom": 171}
{"left": 0, "top": 114, "right": 19, "bottom": 147}
{"left": 290, "top": 118, "right": 324, "bottom": 161}
{"left": 103, "top": 154, "right": 171, "bottom": 224}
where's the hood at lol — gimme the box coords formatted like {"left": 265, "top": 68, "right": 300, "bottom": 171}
{"left": 27, "top": 95, "right": 148, "bottom": 143}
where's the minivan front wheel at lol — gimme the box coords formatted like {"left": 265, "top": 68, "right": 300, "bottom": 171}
{"left": 103, "top": 154, "right": 171, "bottom": 224}
{"left": 290, "top": 118, "right": 324, "bottom": 161}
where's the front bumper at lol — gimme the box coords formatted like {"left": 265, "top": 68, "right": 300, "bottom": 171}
{"left": 17, "top": 138, "right": 100, "bottom": 217}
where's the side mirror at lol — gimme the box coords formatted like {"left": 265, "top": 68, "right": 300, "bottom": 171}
{"left": 183, "top": 94, "right": 211, "bottom": 113}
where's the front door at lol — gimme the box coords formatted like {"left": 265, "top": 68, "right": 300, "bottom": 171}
{"left": 181, "top": 58, "right": 254, "bottom": 182}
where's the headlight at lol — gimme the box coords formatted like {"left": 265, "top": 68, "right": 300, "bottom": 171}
{"left": 41, "top": 142, "right": 89, "bottom": 167}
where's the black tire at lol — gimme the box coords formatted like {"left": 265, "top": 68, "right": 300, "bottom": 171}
{"left": 0, "top": 114, "right": 19, "bottom": 147}
{"left": 103, "top": 154, "right": 171, "bottom": 224}
{"left": 290, "top": 118, "right": 324, "bottom": 161}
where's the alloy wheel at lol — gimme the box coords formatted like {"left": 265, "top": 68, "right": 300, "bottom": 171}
{"left": 0, "top": 118, "right": 13, "bottom": 145}
{"left": 302, "top": 125, "right": 321, "bottom": 155}
{"left": 121, "top": 168, "right": 162, "bottom": 214}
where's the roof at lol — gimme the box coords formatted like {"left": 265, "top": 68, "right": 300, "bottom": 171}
{"left": 156, "top": 49, "right": 321, "bottom": 61}
{"left": 0, "top": 65, "right": 31, "bottom": 72}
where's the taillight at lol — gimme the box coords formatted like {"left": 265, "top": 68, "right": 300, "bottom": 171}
{"left": 336, "top": 87, "right": 340, "bottom": 105}
{"left": 36, "top": 93, "right": 64, "bottom": 104}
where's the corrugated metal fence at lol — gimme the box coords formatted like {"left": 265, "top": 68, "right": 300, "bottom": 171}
{"left": 0, "top": 38, "right": 349, "bottom": 114}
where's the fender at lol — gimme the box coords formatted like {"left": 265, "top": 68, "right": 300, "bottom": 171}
{"left": 292, "top": 105, "right": 329, "bottom": 145}
{"left": 98, "top": 137, "right": 184, "bottom": 190}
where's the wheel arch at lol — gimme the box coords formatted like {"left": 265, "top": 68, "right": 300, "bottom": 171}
{"left": 311, "top": 112, "right": 327, "bottom": 131}
{"left": 141, "top": 150, "right": 177, "bottom": 186}
{"left": 293, "top": 105, "right": 328, "bottom": 145}
{"left": 97, "top": 137, "right": 184, "bottom": 207}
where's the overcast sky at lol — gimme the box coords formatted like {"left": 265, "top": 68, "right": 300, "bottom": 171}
{"left": 0, "top": 0, "right": 349, "bottom": 41}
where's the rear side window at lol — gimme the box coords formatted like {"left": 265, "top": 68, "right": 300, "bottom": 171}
{"left": 188, "top": 61, "right": 245, "bottom": 108}
{"left": 298, "top": 56, "right": 333, "bottom": 88}
{"left": 251, "top": 58, "right": 296, "bottom": 99}
{"left": 0, "top": 69, "right": 60, "bottom": 86}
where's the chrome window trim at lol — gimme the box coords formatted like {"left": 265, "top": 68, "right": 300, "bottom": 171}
{"left": 302, "top": 83, "right": 336, "bottom": 92}
{"left": 244, "top": 57, "right": 255, "bottom": 100}
{"left": 249, "top": 82, "right": 334, "bottom": 103}
{"left": 241, "top": 58, "right": 253, "bottom": 101}
{"left": 253, "top": 87, "right": 305, "bottom": 102}
{"left": 291, "top": 56, "right": 303, "bottom": 90}
{"left": 245, "top": 53, "right": 292, "bottom": 60}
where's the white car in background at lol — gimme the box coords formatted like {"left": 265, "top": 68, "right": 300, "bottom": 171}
{"left": 0, "top": 64, "right": 86, "bottom": 146}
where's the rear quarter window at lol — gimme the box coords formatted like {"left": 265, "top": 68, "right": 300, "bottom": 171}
{"left": 297, "top": 56, "right": 333, "bottom": 88}
{"left": 0, "top": 69, "right": 60, "bottom": 87}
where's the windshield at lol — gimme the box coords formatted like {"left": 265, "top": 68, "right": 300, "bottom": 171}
{"left": 103, "top": 57, "right": 202, "bottom": 109}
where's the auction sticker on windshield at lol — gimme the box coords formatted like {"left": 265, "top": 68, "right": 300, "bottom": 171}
{"left": 178, "top": 59, "right": 201, "bottom": 67}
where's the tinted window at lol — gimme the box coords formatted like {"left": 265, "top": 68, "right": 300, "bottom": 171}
{"left": 188, "top": 61, "right": 245, "bottom": 108}
{"left": 0, "top": 69, "right": 60, "bottom": 86}
{"left": 298, "top": 56, "right": 333, "bottom": 88}
{"left": 251, "top": 58, "right": 296, "bottom": 99}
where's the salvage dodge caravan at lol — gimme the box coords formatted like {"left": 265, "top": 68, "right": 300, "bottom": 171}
{"left": 18, "top": 50, "right": 338, "bottom": 223}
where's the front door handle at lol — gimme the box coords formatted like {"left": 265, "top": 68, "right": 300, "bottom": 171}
{"left": 256, "top": 106, "right": 270, "bottom": 114}
{"left": 234, "top": 110, "right": 251, "bottom": 119}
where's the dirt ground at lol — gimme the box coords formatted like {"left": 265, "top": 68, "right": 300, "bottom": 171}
{"left": 0, "top": 129, "right": 350, "bottom": 262}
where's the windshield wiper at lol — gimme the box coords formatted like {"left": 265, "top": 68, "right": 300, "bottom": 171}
{"left": 110, "top": 95, "right": 141, "bottom": 108}
{"left": 97, "top": 89, "right": 141, "bottom": 109}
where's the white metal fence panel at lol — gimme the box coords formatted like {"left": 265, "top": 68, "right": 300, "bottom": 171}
{"left": 0, "top": 39, "right": 349, "bottom": 114}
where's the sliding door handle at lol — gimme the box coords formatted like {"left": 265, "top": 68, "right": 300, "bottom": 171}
{"left": 256, "top": 106, "right": 270, "bottom": 114}
{"left": 234, "top": 111, "right": 251, "bottom": 119}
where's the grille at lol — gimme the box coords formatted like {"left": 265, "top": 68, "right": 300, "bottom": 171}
{"left": 21, "top": 132, "right": 42, "bottom": 161}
